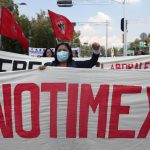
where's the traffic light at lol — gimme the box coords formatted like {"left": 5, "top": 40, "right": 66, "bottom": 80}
{"left": 121, "top": 18, "right": 127, "bottom": 32}
{"left": 144, "top": 41, "right": 148, "bottom": 47}
{"left": 57, "top": 0, "right": 73, "bottom": 7}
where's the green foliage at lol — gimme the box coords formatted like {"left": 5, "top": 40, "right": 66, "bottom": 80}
{"left": 0, "top": 0, "right": 13, "bottom": 7}
{"left": 80, "top": 44, "right": 92, "bottom": 57}
{"left": 54, "top": 29, "right": 81, "bottom": 48}
{"left": 2, "top": 37, "right": 24, "bottom": 54}
{"left": 68, "top": 31, "right": 81, "bottom": 48}
{"left": 130, "top": 39, "right": 140, "bottom": 50}
{"left": 30, "top": 11, "right": 56, "bottom": 48}
{"left": 128, "top": 37, "right": 150, "bottom": 55}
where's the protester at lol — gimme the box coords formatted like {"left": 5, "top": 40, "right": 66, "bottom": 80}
{"left": 72, "top": 50, "right": 79, "bottom": 57}
{"left": 39, "top": 42, "right": 100, "bottom": 70}
{"left": 42, "top": 48, "right": 54, "bottom": 57}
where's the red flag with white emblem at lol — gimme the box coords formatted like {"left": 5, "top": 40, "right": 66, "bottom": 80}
{"left": 48, "top": 10, "right": 74, "bottom": 40}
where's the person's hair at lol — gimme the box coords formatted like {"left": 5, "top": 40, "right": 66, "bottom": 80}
{"left": 42, "top": 48, "right": 54, "bottom": 57}
{"left": 54, "top": 43, "right": 73, "bottom": 65}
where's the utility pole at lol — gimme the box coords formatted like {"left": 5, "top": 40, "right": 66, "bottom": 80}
{"left": 105, "top": 20, "right": 109, "bottom": 57}
{"left": 123, "top": 0, "right": 127, "bottom": 56}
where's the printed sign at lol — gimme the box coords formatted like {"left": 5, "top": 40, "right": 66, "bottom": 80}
{"left": 0, "top": 68, "right": 150, "bottom": 150}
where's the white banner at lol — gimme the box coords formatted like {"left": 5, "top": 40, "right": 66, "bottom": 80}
{"left": 0, "top": 50, "right": 150, "bottom": 72}
{"left": 0, "top": 50, "right": 54, "bottom": 72}
{"left": 98, "top": 55, "right": 150, "bottom": 70}
{"left": 0, "top": 67, "right": 150, "bottom": 150}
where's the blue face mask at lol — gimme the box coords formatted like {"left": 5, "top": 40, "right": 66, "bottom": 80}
{"left": 57, "top": 51, "right": 69, "bottom": 62}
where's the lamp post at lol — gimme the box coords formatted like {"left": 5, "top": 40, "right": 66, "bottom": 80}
{"left": 0, "top": 2, "right": 27, "bottom": 49}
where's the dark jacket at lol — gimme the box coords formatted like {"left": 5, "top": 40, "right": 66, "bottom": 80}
{"left": 44, "top": 53, "right": 99, "bottom": 68}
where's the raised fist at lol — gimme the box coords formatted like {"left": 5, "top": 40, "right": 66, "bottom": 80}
{"left": 92, "top": 42, "right": 100, "bottom": 51}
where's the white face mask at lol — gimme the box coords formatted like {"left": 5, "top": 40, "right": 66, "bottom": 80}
{"left": 57, "top": 51, "right": 69, "bottom": 62}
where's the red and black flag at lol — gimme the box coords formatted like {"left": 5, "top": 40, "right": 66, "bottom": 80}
{"left": 48, "top": 10, "right": 74, "bottom": 40}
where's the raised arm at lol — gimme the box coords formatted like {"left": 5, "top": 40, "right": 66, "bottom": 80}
{"left": 75, "top": 42, "right": 100, "bottom": 68}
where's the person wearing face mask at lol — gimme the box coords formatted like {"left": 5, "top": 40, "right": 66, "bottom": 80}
{"left": 39, "top": 42, "right": 100, "bottom": 69}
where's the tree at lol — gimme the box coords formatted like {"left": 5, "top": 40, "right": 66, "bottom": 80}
{"left": 0, "top": 0, "right": 13, "bottom": 8}
{"left": 30, "top": 10, "right": 56, "bottom": 48}
{"left": 80, "top": 44, "right": 92, "bottom": 57}
{"left": 71, "top": 30, "right": 81, "bottom": 47}
{"left": 129, "top": 39, "right": 140, "bottom": 52}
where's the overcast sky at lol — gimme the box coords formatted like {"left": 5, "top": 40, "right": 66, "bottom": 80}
{"left": 14, "top": 0, "right": 150, "bottom": 48}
